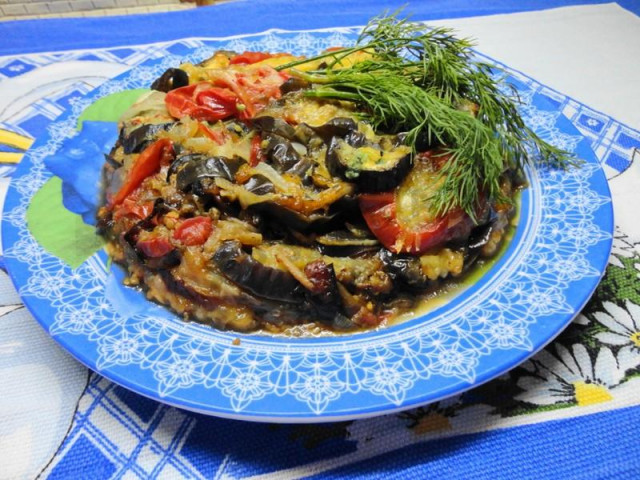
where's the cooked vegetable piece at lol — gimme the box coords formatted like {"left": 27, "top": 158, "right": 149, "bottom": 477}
{"left": 378, "top": 249, "right": 431, "bottom": 289}
{"left": 171, "top": 154, "right": 244, "bottom": 193}
{"left": 243, "top": 175, "right": 275, "bottom": 195}
{"left": 230, "top": 51, "right": 279, "bottom": 65}
{"left": 249, "top": 134, "right": 263, "bottom": 167}
{"left": 120, "top": 122, "right": 174, "bottom": 154}
{"left": 359, "top": 151, "right": 485, "bottom": 254}
{"left": 249, "top": 201, "right": 339, "bottom": 233}
{"left": 316, "top": 230, "right": 379, "bottom": 247}
{"left": 326, "top": 137, "right": 412, "bottom": 192}
{"left": 151, "top": 68, "right": 189, "bottom": 92}
{"left": 110, "top": 138, "right": 173, "bottom": 206}
{"left": 263, "top": 134, "right": 313, "bottom": 177}
{"left": 252, "top": 116, "right": 296, "bottom": 139}
{"left": 165, "top": 83, "right": 238, "bottom": 122}
{"left": 213, "top": 240, "right": 305, "bottom": 303}
{"left": 280, "top": 76, "right": 309, "bottom": 95}
{"left": 173, "top": 216, "right": 213, "bottom": 246}
{"left": 311, "top": 117, "right": 358, "bottom": 142}
{"left": 137, "top": 235, "right": 173, "bottom": 258}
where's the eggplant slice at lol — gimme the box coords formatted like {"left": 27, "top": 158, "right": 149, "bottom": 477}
{"left": 170, "top": 154, "right": 244, "bottom": 193}
{"left": 120, "top": 122, "right": 175, "bottom": 154}
{"left": 326, "top": 136, "right": 413, "bottom": 192}
{"left": 151, "top": 68, "right": 189, "bottom": 92}
{"left": 213, "top": 240, "right": 306, "bottom": 303}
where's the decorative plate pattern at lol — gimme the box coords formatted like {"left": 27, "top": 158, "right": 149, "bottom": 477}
{"left": 2, "top": 30, "right": 613, "bottom": 422}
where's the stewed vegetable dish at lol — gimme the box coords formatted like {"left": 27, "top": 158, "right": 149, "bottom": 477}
{"left": 97, "top": 15, "right": 571, "bottom": 332}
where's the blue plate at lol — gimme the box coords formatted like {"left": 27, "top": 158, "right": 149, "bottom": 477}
{"left": 1, "top": 31, "right": 613, "bottom": 422}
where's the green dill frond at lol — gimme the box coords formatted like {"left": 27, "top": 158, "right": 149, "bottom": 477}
{"left": 277, "top": 12, "right": 575, "bottom": 218}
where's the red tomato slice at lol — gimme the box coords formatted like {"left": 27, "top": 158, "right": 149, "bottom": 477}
{"left": 165, "top": 84, "right": 198, "bottom": 118}
{"left": 249, "top": 134, "right": 264, "bottom": 167}
{"left": 359, "top": 192, "right": 450, "bottom": 254}
{"left": 198, "top": 122, "right": 228, "bottom": 145}
{"left": 195, "top": 87, "right": 238, "bottom": 118}
{"left": 359, "top": 151, "right": 480, "bottom": 254}
{"left": 166, "top": 83, "right": 238, "bottom": 121}
{"left": 110, "top": 139, "right": 173, "bottom": 206}
{"left": 211, "top": 71, "right": 257, "bottom": 118}
{"left": 166, "top": 69, "right": 288, "bottom": 122}
{"left": 229, "top": 51, "right": 278, "bottom": 65}
{"left": 173, "top": 216, "right": 213, "bottom": 246}
{"left": 113, "top": 197, "right": 154, "bottom": 221}
{"left": 136, "top": 236, "right": 174, "bottom": 258}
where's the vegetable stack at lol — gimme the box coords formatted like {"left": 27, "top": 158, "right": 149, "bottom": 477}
{"left": 97, "top": 13, "right": 573, "bottom": 332}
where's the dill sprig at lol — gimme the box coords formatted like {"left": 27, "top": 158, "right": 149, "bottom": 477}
{"left": 276, "top": 12, "right": 575, "bottom": 218}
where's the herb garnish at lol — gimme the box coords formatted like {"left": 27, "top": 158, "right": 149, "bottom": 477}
{"left": 276, "top": 12, "right": 576, "bottom": 218}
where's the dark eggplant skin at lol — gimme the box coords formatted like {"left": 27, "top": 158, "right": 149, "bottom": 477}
{"left": 151, "top": 68, "right": 189, "bottom": 92}
{"left": 311, "top": 117, "right": 357, "bottom": 142}
{"left": 249, "top": 202, "right": 339, "bottom": 234}
{"left": 279, "top": 77, "right": 309, "bottom": 95}
{"left": 302, "top": 260, "right": 353, "bottom": 329}
{"left": 169, "top": 154, "right": 244, "bottom": 193}
{"left": 213, "top": 240, "right": 306, "bottom": 303}
{"left": 326, "top": 137, "right": 413, "bottom": 193}
{"left": 466, "top": 209, "right": 498, "bottom": 251}
{"left": 213, "top": 241, "right": 353, "bottom": 329}
{"left": 243, "top": 175, "right": 276, "bottom": 196}
{"left": 263, "top": 134, "right": 313, "bottom": 177}
{"left": 120, "top": 123, "right": 174, "bottom": 155}
{"left": 145, "top": 249, "right": 182, "bottom": 270}
{"left": 378, "top": 249, "right": 433, "bottom": 291}
{"left": 252, "top": 116, "right": 296, "bottom": 140}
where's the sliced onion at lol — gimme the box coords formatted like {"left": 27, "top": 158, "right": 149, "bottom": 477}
{"left": 120, "top": 91, "right": 169, "bottom": 123}
{"left": 251, "top": 162, "right": 300, "bottom": 195}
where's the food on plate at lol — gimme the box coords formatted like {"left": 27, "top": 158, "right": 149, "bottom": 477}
{"left": 96, "top": 14, "right": 572, "bottom": 333}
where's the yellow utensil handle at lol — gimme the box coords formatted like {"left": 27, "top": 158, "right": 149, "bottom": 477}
{"left": 0, "top": 129, "right": 33, "bottom": 151}
{"left": 0, "top": 152, "right": 24, "bottom": 164}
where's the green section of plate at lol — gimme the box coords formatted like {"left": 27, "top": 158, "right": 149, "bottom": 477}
{"left": 26, "top": 176, "right": 104, "bottom": 269}
{"left": 76, "top": 88, "right": 150, "bottom": 129}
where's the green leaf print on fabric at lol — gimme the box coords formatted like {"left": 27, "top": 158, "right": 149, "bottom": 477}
{"left": 27, "top": 89, "right": 150, "bottom": 267}
{"left": 76, "top": 88, "right": 149, "bottom": 129}
{"left": 26, "top": 177, "right": 104, "bottom": 269}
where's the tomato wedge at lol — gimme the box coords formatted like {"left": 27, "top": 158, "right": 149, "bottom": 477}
{"left": 165, "top": 69, "right": 287, "bottom": 122}
{"left": 359, "top": 151, "right": 480, "bottom": 254}
{"left": 229, "top": 51, "right": 279, "bottom": 65}
{"left": 173, "top": 216, "right": 213, "bottom": 246}
{"left": 209, "top": 67, "right": 289, "bottom": 120}
{"left": 110, "top": 138, "right": 173, "bottom": 206}
{"left": 249, "top": 134, "right": 264, "bottom": 167}
{"left": 136, "top": 236, "right": 174, "bottom": 258}
{"left": 360, "top": 192, "right": 449, "bottom": 253}
{"left": 113, "top": 197, "right": 154, "bottom": 221}
{"left": 166, "top": 83, "right": 238, "bottom": 122}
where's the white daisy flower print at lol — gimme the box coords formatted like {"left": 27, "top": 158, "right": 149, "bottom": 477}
{"left": 593, "top": 301, "right": 640, "bottom": 365}
{"left": 515, "top": 344, "right": 631, "bottom": 407}
{"left": 609, "top": 228, "right": 640, "bottom": 268}
{"left": 573, "top": 312, "right": 591, "bottom": 326}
